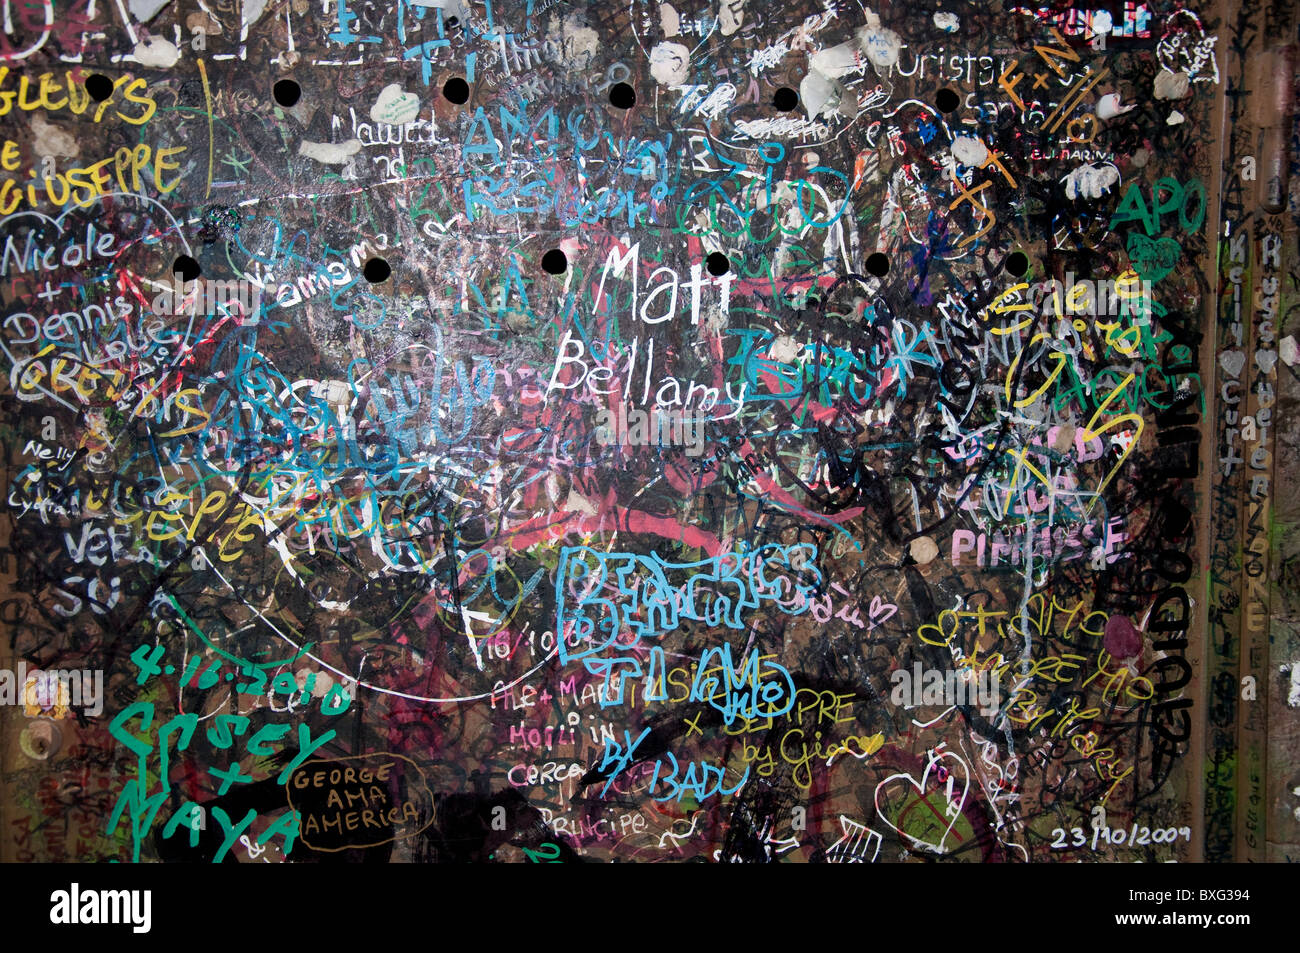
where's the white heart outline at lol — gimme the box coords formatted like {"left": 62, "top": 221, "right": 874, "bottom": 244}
{"left": 0, "top": 192, "right": 192, "bottom": 412}
{"left": 874, "top": 747, "right": 970, "bottom": 854}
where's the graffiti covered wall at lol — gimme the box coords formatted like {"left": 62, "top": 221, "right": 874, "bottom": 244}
{"left": 1, "top": 0, "right": 1298, "bottom": 863}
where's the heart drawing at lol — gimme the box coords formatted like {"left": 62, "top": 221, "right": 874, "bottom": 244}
{"left": 1126, "top": 233, "right": 1181, "bottom": 284}
{"left": 874, "top": 749, "right": 971, "bottom": 854}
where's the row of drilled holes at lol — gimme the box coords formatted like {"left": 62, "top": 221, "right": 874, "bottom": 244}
{"left": 180, "top": 75, "right": 1019, "bottom": 284}
{"left": 172, "top": 250, "right": 1030, "bottom": 284}
{"left": 271, "top": 75, "right": 792, "bottom": 112}
{"left": 86, "top": 73, "right": 968, "bottom": 116}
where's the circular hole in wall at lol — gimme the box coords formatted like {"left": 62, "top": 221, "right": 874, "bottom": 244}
{"left": 173, "top": 255, "right": 201, "bottom": 282}
{"left": 542, "top": 249, "right": 568, "bottom": 275}
{"left": 85, "top": 74, "right": 114, "bottom": 102}
{"left": 773, "top": 87, "right": 799, "bottom": 111}
{"left": 273, "top": 79, "right": 301, "bottom": 107}
{"left": 1005, "top": 251, "right": 1030, "bottom": 277}
{"left": 363, "top": 257, "right": 391, "bottom": 283}
{"left": 609, "top": 82, "right": 637, "bottom": 109}
{"left": 443, "top": 77, "right": 470, "bottom": 104}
